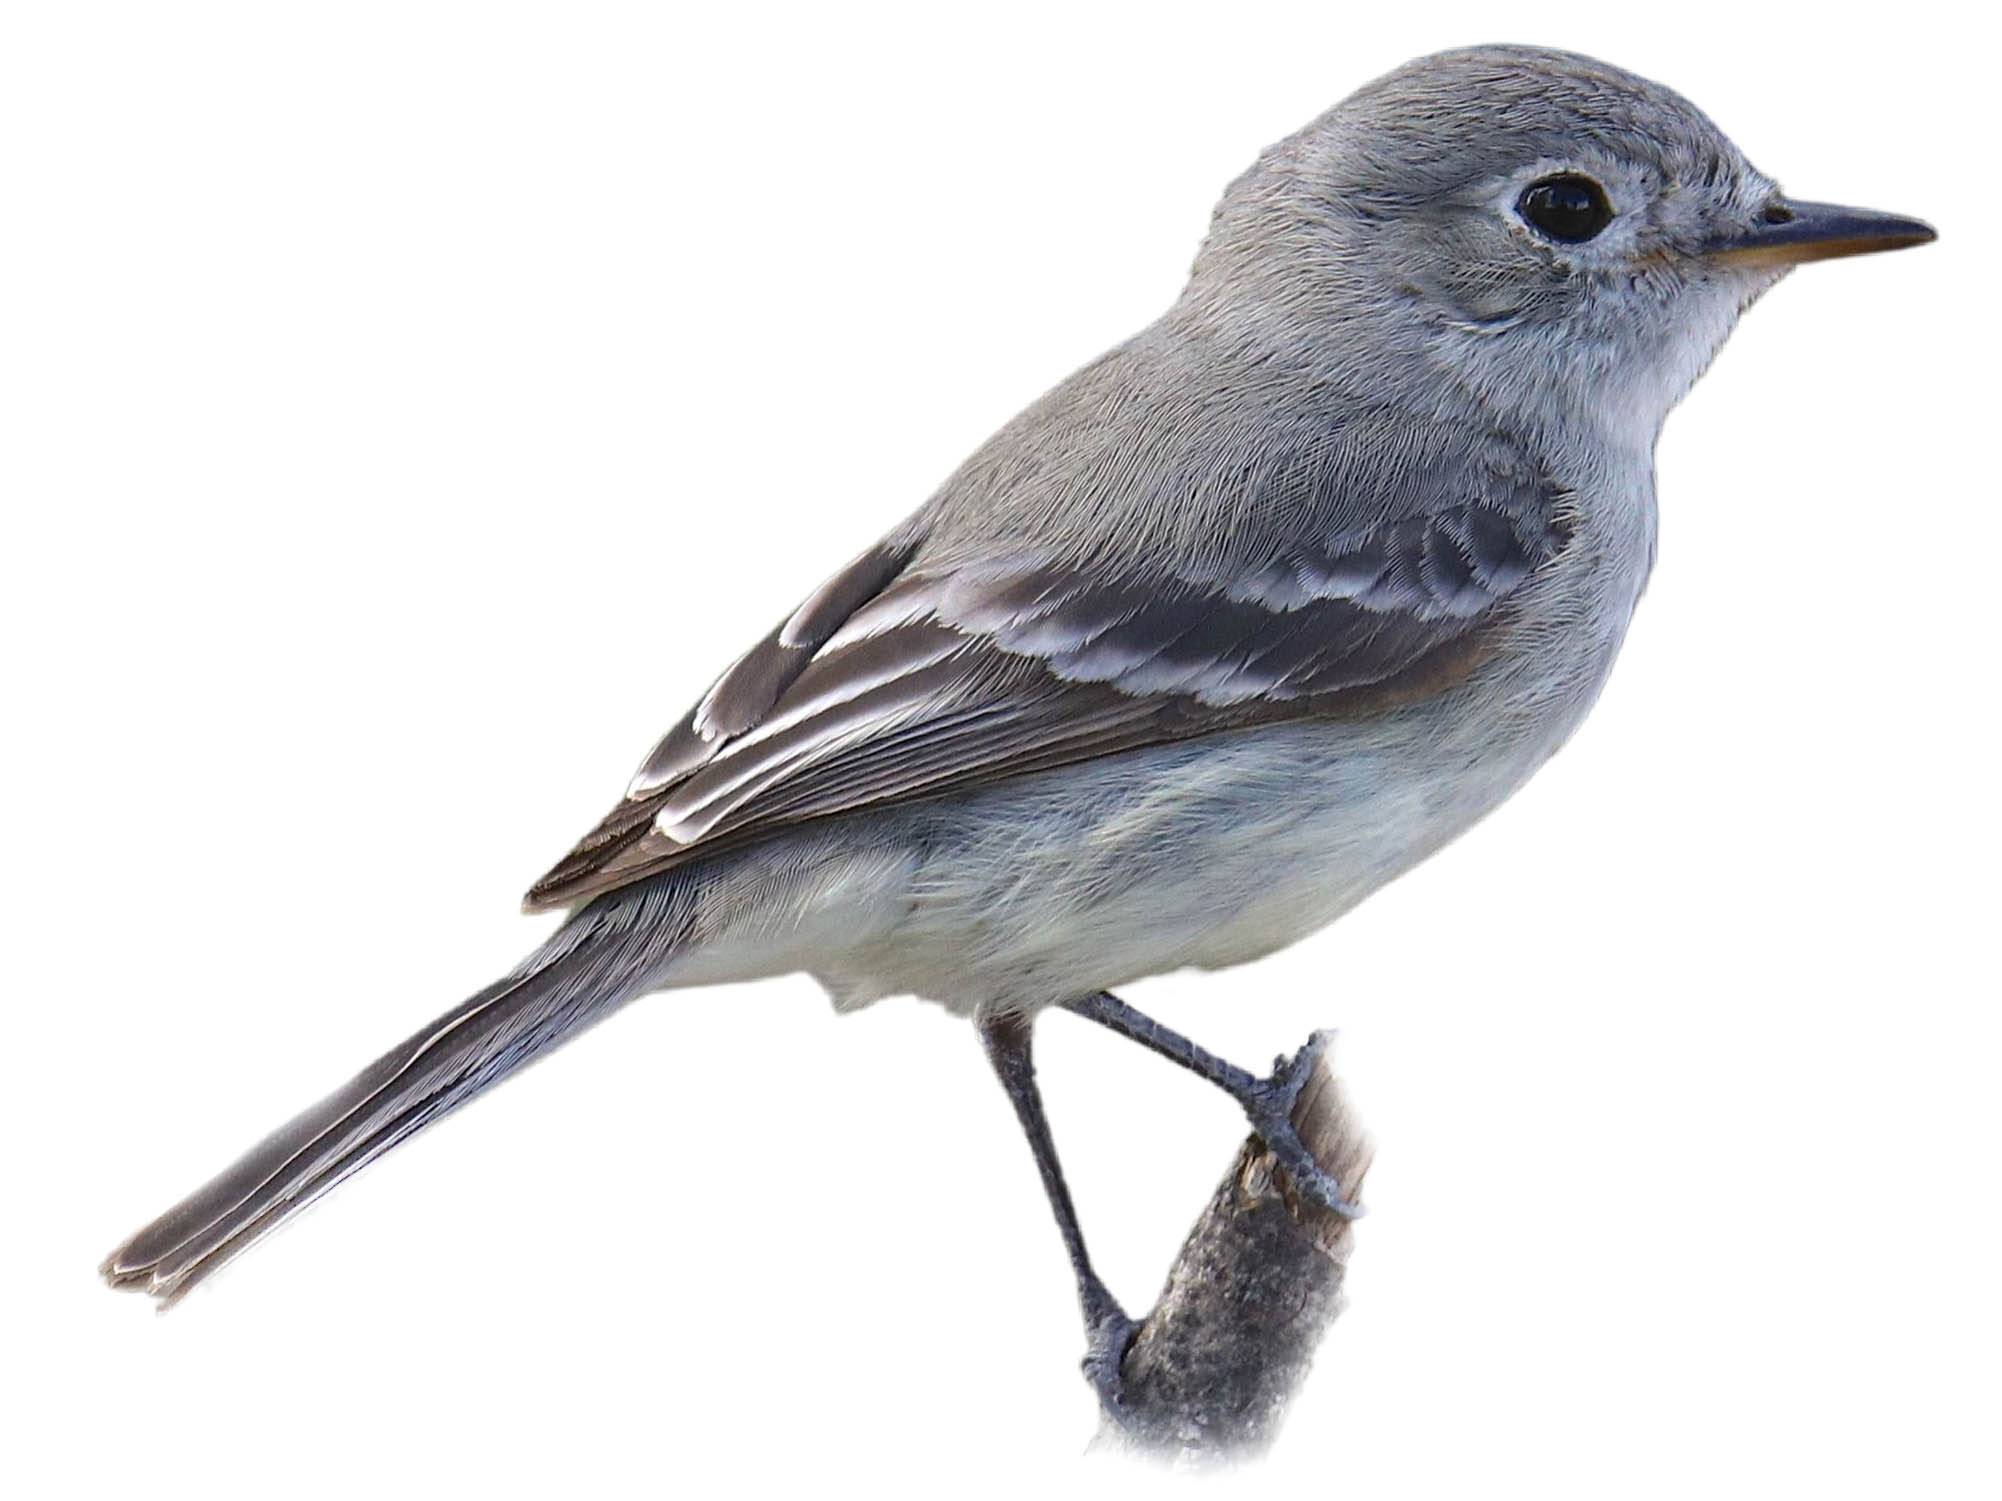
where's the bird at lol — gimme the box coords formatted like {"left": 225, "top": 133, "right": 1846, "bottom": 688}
{"left": 102, "top": 44, "right": 1934, "bottom": 1405}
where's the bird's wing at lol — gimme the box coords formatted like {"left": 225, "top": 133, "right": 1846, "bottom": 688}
{"left": 525, "top": 464, "right": 1570, "bottom": 910}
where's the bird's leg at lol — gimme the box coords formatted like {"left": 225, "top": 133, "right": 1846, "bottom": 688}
{"left": 1061, "top": 990, "right": 1361, "bottom": 1217}
{"left": 976, "top": 1009, "right": 1137, "bottom": 1411}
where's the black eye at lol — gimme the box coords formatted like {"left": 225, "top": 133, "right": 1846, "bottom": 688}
{"left": 1517, "top": 174, "right": 1614, "bottom": 243}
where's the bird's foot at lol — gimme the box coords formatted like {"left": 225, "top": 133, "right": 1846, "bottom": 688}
{"left": 1079, "top": 1286, "right": 1140, "bottom": 1417}
{"left": 1242, "top": 1029, "right": 1363, "bottom": 1217}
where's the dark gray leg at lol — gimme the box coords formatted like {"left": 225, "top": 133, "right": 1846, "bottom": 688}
{"left": 976, "top": 1009, "right": 1137, "bottom": 1407}
{"left": 1062, "top": 991, "right": 1360, "bottom": 1217}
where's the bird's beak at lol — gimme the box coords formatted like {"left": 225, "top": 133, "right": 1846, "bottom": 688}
{"left": 1703, "top": 198, "right": 1937, "bottom": 268}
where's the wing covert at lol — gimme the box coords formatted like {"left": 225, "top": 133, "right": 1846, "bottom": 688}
{"left": 525, "top": 457, "right": 1568, "bottom": 910}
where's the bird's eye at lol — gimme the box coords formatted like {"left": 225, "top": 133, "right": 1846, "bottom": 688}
{"left": 1516, "top": 174, "right": 1614, "bottom": 243}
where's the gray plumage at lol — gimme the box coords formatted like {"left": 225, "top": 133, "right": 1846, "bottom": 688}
{"left": 103, "top": 44, "right": 1932, "bottom": 1344}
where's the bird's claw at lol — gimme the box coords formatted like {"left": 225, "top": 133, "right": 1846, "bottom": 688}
{"left": 1245, "top": 1030, "right": 1362, "bottom": 1217}
{"left": 1079, "top": 1294, "right": 1140, "bottom": 1416}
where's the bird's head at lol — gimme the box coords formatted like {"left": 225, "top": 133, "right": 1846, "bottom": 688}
{"left": 1187, "top": 45, "right": 1934, "bottom": 445}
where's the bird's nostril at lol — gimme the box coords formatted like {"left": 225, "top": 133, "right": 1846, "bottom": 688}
{"left": 1761, "top": 201, "right": 1797, "bottom": 226}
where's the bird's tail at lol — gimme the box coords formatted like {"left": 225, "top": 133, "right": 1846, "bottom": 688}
{"left": 101, "top": 886, "right": 689, "bottom": 1306}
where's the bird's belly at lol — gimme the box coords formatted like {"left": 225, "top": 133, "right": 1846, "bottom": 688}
{"left": 833, "top": 666, "right": 1610, "bottom": 1010}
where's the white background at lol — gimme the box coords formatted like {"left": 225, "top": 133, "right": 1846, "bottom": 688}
{"left": 4, "top": 3, "right": 1995, "bottom": 1495}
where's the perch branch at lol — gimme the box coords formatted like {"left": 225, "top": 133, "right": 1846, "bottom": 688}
{"left": 1091, "top": 1040, "right": 1372, "bottom": 1463}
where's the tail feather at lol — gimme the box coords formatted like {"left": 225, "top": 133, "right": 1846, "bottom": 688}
{"left": 101, "top": 897, "right": 677, "bottom": 1306}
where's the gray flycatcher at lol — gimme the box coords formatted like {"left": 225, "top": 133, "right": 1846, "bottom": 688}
{"left": 103, "top": 45, "right": 1934, "bottom": 1404}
